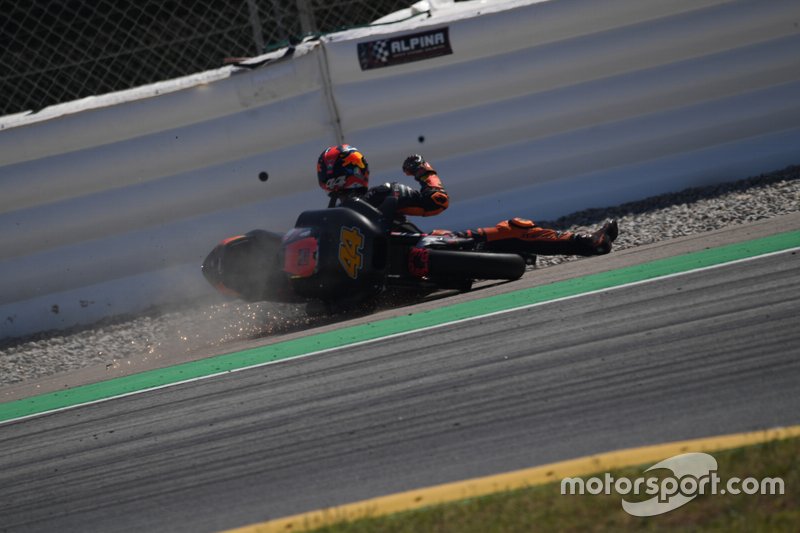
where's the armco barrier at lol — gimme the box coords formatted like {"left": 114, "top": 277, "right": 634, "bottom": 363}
{"left": 1, "top": 0, "right": 799, "bottom": 338}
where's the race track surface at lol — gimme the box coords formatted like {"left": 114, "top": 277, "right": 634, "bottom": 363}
{"left": 0, "top": 245, "right": 798, "bottom": 532}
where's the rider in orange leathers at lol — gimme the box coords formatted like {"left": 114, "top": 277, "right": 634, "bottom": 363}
{"left": 317, "top": 145, "right": 618, "bottom": 257}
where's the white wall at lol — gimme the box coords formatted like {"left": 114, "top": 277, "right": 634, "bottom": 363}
{"left": 1, "top": 0, "right": 799, "bottom": 338}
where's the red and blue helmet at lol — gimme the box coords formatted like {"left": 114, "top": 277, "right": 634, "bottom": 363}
{"left": 317, "top": 144, "right": 369, "bottom": 195}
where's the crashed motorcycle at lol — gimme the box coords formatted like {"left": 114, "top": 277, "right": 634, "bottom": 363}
{"left": 202, "top": 197, "right": 527, "bottom": 311}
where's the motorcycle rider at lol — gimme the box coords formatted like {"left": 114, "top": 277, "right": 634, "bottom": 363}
{"left": 318, "top": 144, "right": 449, "bottom": 218}
{"left": 317, "top": 144, "right": 618, "bottom": 257}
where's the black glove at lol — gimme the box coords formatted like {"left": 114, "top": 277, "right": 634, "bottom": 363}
{"left": 402, "top": 154, "right": 434, "bottom": 180}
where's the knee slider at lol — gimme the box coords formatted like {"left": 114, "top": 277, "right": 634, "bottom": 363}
{"left": 509, "top": 217, "right": 535, "bottom": 229}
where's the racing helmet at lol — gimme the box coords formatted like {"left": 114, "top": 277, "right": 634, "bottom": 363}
{"left": 317, "top": 144, "right": 369, "bottom": 196}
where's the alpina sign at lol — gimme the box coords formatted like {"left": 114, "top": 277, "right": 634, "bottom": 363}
{"left": 357, "top": 28, "right": 453, "bottom": 70}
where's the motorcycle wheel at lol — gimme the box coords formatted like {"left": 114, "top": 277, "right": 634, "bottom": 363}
{"left": 427, "top": 249, "right": 525, "bottom": 281}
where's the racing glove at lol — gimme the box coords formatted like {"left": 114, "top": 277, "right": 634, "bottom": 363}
{"left": 402, "top": 154, "right": 436, "bottom": 181}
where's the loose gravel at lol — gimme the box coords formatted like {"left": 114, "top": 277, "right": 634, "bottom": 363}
{"left": 1, "top": 166, "right": 798, "bottom": 387}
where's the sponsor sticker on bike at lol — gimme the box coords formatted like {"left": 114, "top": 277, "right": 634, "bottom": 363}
{"left": 339, "top": 226, "right": 364, "bottom": 279}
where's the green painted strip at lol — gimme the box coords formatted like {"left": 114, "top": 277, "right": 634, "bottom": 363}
{"left": 2, "top": 230, "right": 798, "bottom": 423}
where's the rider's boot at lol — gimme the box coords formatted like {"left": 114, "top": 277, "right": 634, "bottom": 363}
{"left": 572, "top": 219, "right": 618, "bottom": 255}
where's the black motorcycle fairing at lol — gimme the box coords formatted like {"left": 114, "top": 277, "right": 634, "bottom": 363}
{"left": 201, "top": 229, "right": 296, "bottom": 302}
{"left": 289, "top": 202, "right": 388, "bottom": 302}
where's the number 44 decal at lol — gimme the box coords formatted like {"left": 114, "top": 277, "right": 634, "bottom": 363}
{"left": 339, "top": 226, "right": 364, "bottom": 279}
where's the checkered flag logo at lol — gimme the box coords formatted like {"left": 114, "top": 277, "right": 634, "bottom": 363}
{"left": 371, "top": 40, "right": 390, "bottom": 63}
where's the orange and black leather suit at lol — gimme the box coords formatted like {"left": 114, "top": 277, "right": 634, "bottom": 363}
{"left": 349, "top": 155, "right": 616, "bottom": 256}
{"left": 448, "top": 217, "right": 618, "bottom": 256}
{"left": 362, "top": 159, "right": 450, "bottom": 218}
